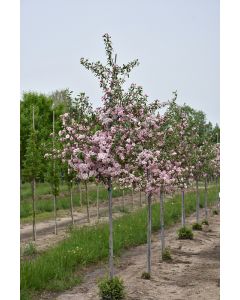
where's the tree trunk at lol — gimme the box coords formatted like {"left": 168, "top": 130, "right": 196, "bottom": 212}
{"left": 181, "top": 189, "right": 185, "bottom": 227}
{"left": 32, "top": 178, "right": 36, "bottom": 241}
{"left": 85, "top": 181, "right": 90, "bottom": 223}
{"left": 147, "top": 191, "right": 152, "bottom": 275}
{"left": 216, "top": 176, "right": 220, "bottom": 206}
{"left": 97, "top": 183, "right": 100, "bottom": 220}
{"left": 131, "top": 188, "right": 134, "bottom": 210}
{"left": 139, "top": 190, "right": 142, "bottom": 207}
{"left": 160, "top": 188, "right": 165, "bottom": 255}
{"left": 70, "top": 183, "right": 74, "bottom": 225}
{"left": 122, "top": 189, "right": 125, "bottom": 211}
{"left": 78, "top": 182, "right": 82, "bottom": 208}
{"left": 53, "top": 194, "right": 57, "bottom": 234}
{"left": 204, "top": 178, "right": 208, "bottom": 220}
{"left": 108, "top": 178, "right": 114, "bottom": 279}
{"left": 196, "top": 179, "right": 200, "bottom": 223}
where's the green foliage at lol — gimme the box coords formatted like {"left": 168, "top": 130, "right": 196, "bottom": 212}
{"left": 192, "top": 223, "right": 202, "bottom": 231}
{"left": 141, "top": 272, "right": 151, "bottom": 280}
{"left": 178, "top": 227, "right": 193, "bottom": 240}
{"left": 162, "top": 247, "right": 172, "bottom": 261}
{"left": 22, "top": 127, "right": 42, "bottom": 182}
{"left": 20, "top": 92, "right": 66, "bottom": 182}
{"left": 98, "top": 277, "right": 125, "bottom": 300}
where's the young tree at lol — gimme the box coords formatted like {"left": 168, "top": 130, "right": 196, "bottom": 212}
{"left": 23, "top": 106, "right": 42, "bottom": 241}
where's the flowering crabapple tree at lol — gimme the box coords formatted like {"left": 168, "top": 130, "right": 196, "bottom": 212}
{"left": 164, "top": 97, "right": 195, "bottom": 228}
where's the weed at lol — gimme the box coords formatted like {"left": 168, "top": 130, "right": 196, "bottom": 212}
{"left": 98, "top": 276, "right": 125, "bottom": 300}
{"left": 22, "top": 242, "right": 37, "bottom": 256}
{"left": 192, "top": 223, "right": 202, "bottom": 231}
{"left": 178, "top": 227, "right": 193, "bottom": 240}
{"left": 162, "top": 248, "right": 172, "bottom": 261}
{"left": 141, "top": 272, "right": 151, "bottom": 280}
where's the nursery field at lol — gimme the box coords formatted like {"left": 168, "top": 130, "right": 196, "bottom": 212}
{"left": 20, "top": 33, "right": 220, "bottom": 300}
{"left": 20, "top": 185, "right": 219, "bottom": 300}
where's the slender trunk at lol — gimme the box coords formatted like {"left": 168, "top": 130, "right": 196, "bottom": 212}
{"left": 147, "top": 191, "right": 152, "bottom": 275}
{"left": 70, "top": 183, "right": 74, "bottom": 225}
{"left": 196, "top": 179, "right": 200, "bottom": 223}
{"left": 53, "top": 194, "right": 57, "bottom": 234}
{"left": 108, "top": 178, "right": 114, "bottom": 279}
{"left": 52, "top": 105, "right": 57, "bottom": 234}
{"left": 85, "top": 182, "right": 90, "bottom": 223}
{"left": 131, "top": 188, "right": 134, "bottom": 210}
{"left": 181, "top": 189, "right": 185, "bottom": 227}
{"left": 204, "top": 178, "right": 208, "bottom": 220}
{"left": 78, "top": 182, "right": 82, "bottom": 208}
{"left": 122, "top": 189, "right": 125, "bottom": 211}
{"left": 97, "top": 183, "right": 100, "bottom": 219}
{"left": 32, "top": 178, "right": 36, "bottom": 241}
{"left": 139, "top": 190, "right": 142, "bottom": 207}
{"left": 160, "top": 188, "right": 165, "bottom": 255}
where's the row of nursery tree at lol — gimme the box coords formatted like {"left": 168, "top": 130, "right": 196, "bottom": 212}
{"left": 21, "top": 34, "right": 220, "bottom": 293}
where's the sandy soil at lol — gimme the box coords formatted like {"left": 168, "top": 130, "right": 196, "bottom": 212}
{"left": 38, "top": 205, "right": 220, "bottom": 300}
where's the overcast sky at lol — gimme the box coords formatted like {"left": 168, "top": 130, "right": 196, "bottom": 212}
{"left": 21, "top": 0, "right": 219, "bottom": 125}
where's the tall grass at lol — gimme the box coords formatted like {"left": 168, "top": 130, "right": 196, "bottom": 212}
{"left": 21, "top": 186, "right": 218, "bottom": 298}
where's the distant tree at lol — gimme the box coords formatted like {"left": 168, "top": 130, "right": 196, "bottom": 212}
{"left": 22, "top": 106, "right": 42, "bottom": 241}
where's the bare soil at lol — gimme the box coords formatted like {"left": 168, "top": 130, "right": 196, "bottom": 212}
{"left": 40, "top": 206, "right": 220, "bottom": 300}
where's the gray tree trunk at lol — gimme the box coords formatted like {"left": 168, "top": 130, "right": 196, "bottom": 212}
{"left": 52, "top": 105, "right": 57, "bottom": 234}
{"left": 122, "top": 189, "right": 125, "bottom": 211}
{"left": 181, "top": 189, "right": 185, "bottom": 227}
{"left": 32, "top": 178, "right": 36, "bottom": 241}
{"left": 204, "top": 178, "right": 208, "bottom": 220}
{"left": 196, "top": 179, "right": 200, "bottom": 223}
{"left": 160, "top": 188, "right": 165, "bottom": 255}
{"left": 216, "top": 177, "right": 220, "bottom": 206}
{"left": 131, "top": 188, "right": 134, "bottom": 209}
{"left": 70, "top": 183, "right": 74, "bottom": 225}
{"left": 97, "top": 183, "right": 100, "bottom": 219}
{"left": 78, "top": 182, "right": 82, "bottom": 208}
{"left": 108, "top": 178, "right": 114, "bottom": 279}
{"left": 139, "top": 190, "right": 142, "bottom": 207}
{"left": 147, "top": 191, "right": 152, "bottom": 275}
{"left": 85, "top": 182, "right": 90, "bottom": 223}
{"left": 53, "top": 194, "right": 57, "bottom": 234}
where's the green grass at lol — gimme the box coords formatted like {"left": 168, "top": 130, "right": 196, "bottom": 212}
{"left": 20, "top": 183, "right": 131, "bottom": 219}
{"left": 21, "top": 186, "right": 218, "bottom": 298}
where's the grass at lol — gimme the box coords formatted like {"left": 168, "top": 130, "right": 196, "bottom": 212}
{"left": 21, "top": 183, "right": 131, "bottom": 219}
{"left": 21, "top": 186, "right": 218, "bottom": 298}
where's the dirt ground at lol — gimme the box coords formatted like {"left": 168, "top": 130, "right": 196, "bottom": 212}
{"left": 38, "top": 206, "right": 220, "bottom": 300}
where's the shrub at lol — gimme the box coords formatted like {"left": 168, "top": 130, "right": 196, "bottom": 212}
{"left": 98, "top": 276, "right": 125, "bottom": 300}
{"left": 177, "top": 227, "right": 193, "bottom": 240}
{"left": 162, "top": 248, "right": 172, "bottom": 261}
{"left": 202, "top": 219, "right": 209, "bottom": 225}
{"left": 141, "top": 272, "right": 151, "bottom": 280}
{"left": 192, "top": 223, "right": 202, "bottom": 231}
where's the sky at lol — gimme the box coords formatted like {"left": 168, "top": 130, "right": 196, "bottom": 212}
{"left": 21, "top": 0, "right": 219, "bottom": 125}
